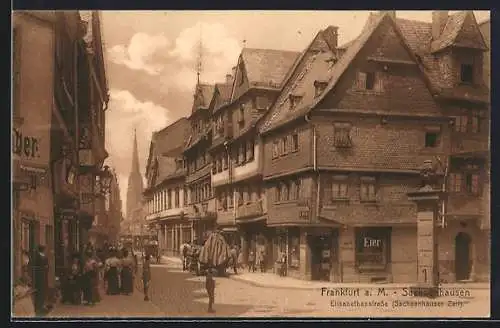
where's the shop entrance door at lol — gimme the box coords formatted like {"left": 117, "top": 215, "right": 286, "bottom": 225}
{"left": 309, "top": 234, "right": 333, "bottom": 281}
{"left": 455, "top": 232, "right": 472, "bottom": 281}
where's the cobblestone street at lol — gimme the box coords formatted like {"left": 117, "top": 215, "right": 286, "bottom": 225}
{"left": 43, "top": 257, "right": 490, "bottom": 318}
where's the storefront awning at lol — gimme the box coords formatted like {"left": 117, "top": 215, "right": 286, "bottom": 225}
{"left": 220, "top": 226, "right": 238, "bottom": 232}
{"left": 236, "top": 215, "right": 267, "bottom": 224}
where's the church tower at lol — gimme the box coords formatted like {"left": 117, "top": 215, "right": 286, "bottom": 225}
{"left": 126, "top": 129, "right": 144, "bottom": 221}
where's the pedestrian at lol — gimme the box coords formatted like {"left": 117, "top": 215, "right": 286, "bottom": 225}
{"left": 142, "top": 254, "right": 151, "bottom": 301}
{"left": 120, "top": 249, "right": 134, "bottom": 295}
{"left": 181, "top": 242, "right": 191, "bottom": 271}
{"left": 259, "top": 249, "right": 266, "bottom": 273}
{"left": 104, "top": 248, "right": 120, "bottom": 295}
{"left": 82, "top": 248, "right": 99, "bottom": 305}
{"left": 248, "top": 251, "right": 256, "bottom": 273}
{"left": 237, "top": 249, "right": 244, "bottom": 271}
{"left": 205, "top": 268, "right": 216, "bottom": 313}
{"left": 67, "top": 255, "right": 82, "bottom": 305}
{"left": 32, "top": 245, "right": 49, "bottom": 317}
{"left": 230, "top": 245, "right": 238, "bottom": 274}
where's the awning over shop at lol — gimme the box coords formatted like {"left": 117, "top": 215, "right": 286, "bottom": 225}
{"left": 235, "top": 215, "right": 267, "bottom": 224}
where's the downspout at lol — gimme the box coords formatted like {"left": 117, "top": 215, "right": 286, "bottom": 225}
{"left": 305, "top": 113, "right": 319, "bottom": 224}
{"left": 441, "top": 155, "right": 449, "bottom": 228}
{"left": 73, "top": 39, "right": 80, "bottom": 252}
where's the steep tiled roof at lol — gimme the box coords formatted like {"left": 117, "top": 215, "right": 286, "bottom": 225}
{"left": 212, "top": 83, "right": 232, "bottom": 114}
{"left": 192, "top": 83, "right": 215, "bottom": 114}
{"left": 261, "top": 11, "right": 489, "bottom": 135}
{"left": 430, "top": 12, "right": 467, "bottom": 53}
{"left": 241, "top": 48, "right": 300, "bottom": 88}
{"left": 260, "top": 14, "right": 386, "bottom": 134}
{"left": 145, "top": 117, "right": 190, "bottom": 188}
{"left": 431, "top": 11, "right": 488, "bottom": 53}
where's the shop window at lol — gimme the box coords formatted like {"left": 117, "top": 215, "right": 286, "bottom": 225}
{"left": 272, "top": 140, "right": 280, "bottom": 159}
{"left": 360, "top": 177, "right": 377, "bottom": 202}
{"left": 332, "top": 175, "right": 349, "bottom": 200}
{"left": 355, "top": 228, "right": 390, "bottom": 271}
{"left": 288, "top": 229, "right": 300, "bottom": 268}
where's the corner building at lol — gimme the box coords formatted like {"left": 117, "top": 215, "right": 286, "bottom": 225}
{"left": 258, "top": 11, "right": 490, "bottom": 283}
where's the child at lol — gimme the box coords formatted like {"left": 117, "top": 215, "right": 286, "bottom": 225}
{"left": 205, "top": 269, "right": 216, "bottom": 313}
{"left": 142, "top": 254, "right": 151, "bottom": 301}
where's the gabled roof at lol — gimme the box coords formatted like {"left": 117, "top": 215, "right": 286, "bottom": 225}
{"left": 259, "top": 27, "right": 341, "bottom": 133}
{"left": 229, "top": 48, "right": 300, "bottom": 103}
{"left": 145, "top": 117, "right": 189, "bottom": 186}
{"left": 430, "top": 11, "right": 488, "bottom": 53}
{"left": 260, "top": 14, "right": 389, "bottom": 134}
{"left": 191, "top": 83, "right": 215, "bottom": 114}
{"left": 211, "top": 83, "right": 232, "bottom": 114}
{"left": 241, "top": 48, "right": 301, "bottom": 88}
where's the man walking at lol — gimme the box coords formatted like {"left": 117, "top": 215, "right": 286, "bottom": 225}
{"left": 181, "top": 242, "right": 191, "bottom": 271}
{"left": 32, "top": 245, "right": 49, "bottom": 317}
{"left": 142, "top": 254, "right": 151, "bottom": 301}
{"left": 205, "top": 268, "right": 216, "bottom": 313}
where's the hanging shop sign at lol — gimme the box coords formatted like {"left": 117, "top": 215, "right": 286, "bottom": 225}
{"left": 79, "top": 173, "right": 95, "bottom": 214}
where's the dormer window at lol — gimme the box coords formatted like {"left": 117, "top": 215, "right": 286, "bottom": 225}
{"left": 289, "top": 94, "right": 303, "bottom": 110}
{"left": 460, "top": 64, "right": 474, "bottom": 84}
{"left": 314, "top": 80, "right": 328, "bottom": 97}
{"left": 356, "top": 71, "right": 382, "bottom": 92}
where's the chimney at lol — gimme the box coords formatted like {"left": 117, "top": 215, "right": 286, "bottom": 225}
{"left": 432, "top": 11, "right": 449, "bottom": 40}
{"left": 226, "top": 74, "right": 233, "bottom": 84}
{"left": 379, "top": 11, "right": 396, "bottom": 19}
{"left": 322, "top": 26, "right": 339, "bottom": 50}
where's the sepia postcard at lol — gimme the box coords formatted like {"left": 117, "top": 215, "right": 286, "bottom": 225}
{"left": 11, "top": 10, "right": 491, "bottom": 319}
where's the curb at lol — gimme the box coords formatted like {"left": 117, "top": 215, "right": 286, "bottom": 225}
{"left": 227, "top": 275, "right": 491, "bottom": 291}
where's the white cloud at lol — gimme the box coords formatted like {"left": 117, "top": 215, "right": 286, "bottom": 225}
{"left": 168, "top": 22, "right": 242, "bottom": 91}
{"left": 108, "top": 32, "right": 170, "bottom": 75}
{"left": 105, "top": 89, "right": 170, "bottom": 204}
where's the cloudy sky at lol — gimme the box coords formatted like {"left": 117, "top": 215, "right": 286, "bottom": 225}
{"left": 100, "top": 10, "right": 490, "bottom": 212}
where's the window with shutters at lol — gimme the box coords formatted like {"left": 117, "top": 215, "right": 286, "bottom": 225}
{"left": 332, "top": 175, "right": 349, "bottom": 200}
{"left": 333, "top": 122, "right": 352, "bottom": 148}
{"left": 272, "top": 140, "right": 280, "bottom": 159}
{"left": 360, "top": 177, "right": 377, "bottom": 202}
{"left": 13, "top": 27, "right": 21, "bottom": 118}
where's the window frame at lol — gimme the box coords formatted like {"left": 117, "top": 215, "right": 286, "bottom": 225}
{"left": 332, "top": 175, "right": 349, "bottom": 200}
{"left": 360, "top": 176, "right": 377, "bottom": 202}
{"left": 460, "top": 63, "right": 474, "bottom": 84}
{"left": 333, "top": 122, "right": 352, "bottom": 148}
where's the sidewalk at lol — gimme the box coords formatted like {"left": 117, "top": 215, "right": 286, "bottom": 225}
{"left": 49, "top": 285, "right": 165, "bottom": 318}
{"left": 161, "top": 256, "right": 489, "bottom": 291}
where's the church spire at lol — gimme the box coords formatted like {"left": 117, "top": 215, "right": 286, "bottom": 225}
{"left": 131, "top": 128, "right": 140, "bottom": 174}
{"left": 126, "top": 127, "right": 144, "bottom": 221}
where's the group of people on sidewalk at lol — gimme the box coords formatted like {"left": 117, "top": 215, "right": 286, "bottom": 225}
{"left": 61, "top": 242, "right": 141, "bottom": 306}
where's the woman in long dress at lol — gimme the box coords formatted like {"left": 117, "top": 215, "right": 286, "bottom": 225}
{"left": 82, "top": 249, "right": 99, "bottom": 305}
{"left": 104, "top": 249, "right": 121, "bottom": 295}
{"left": 120, "top": 249, "right": 134, "bottom": 295}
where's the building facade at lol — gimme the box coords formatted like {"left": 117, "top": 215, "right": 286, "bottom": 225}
{"left": 12, "top": 11, "right": 57, "bottom": 290}
{"left": 183, "top": 83, "right": 217, "bottom": 244}
{"left": 258, "top": 11, "right": 490, "bottom": 283}
{"left": 147, "top": 10, "right": 490, "bottom": 283}
{"left": 12, "top": 10, "right": 109, "bottom": 303}
{"left": 144, "top": 118, "right": 191, "bottom": 255}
